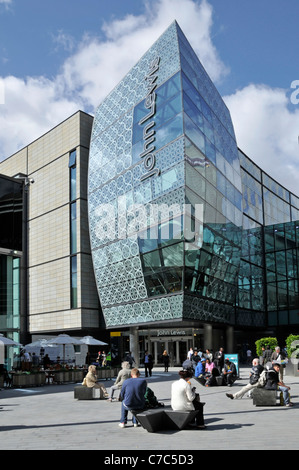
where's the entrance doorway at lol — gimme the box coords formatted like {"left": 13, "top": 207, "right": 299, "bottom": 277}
{"left": 150, "top": 337, "right": 193, "bottom": 366}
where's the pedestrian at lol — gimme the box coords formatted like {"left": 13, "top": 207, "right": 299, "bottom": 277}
{"left": 31, "top": 352, "right": 39, "bottom": 368}
{"left": 171, "top": 370, "right": 205, "bottom": 429}
{"left": 265, "top": 363, "right": 293, "bottom": 407}
{"left": 143, "top": 350, "right": 153, "bottom": 377}
{"left": 43, "top": 354, "right": 51, "bottom": 369}
{"left": 271, "top": 346, "right": 285, "bottom": 382}
{"left": 107, "top": 361, "right": 131, "bottom": 401}
{"left": 119, "top": 368, "right": 147, "bottom": 427}
{"left": 214, "top": 347, "right": 224, "bottom": 373}
{"left": 226, "top": 358, "right": 264, "bottom": 400}
{"left": 187, "top": 347, "right": 193, "bottom": 360}
{"left": 101, "top": 351, "right": 107, "bottom": 367}
{"left": 246, "top": 348, "right": 252, "bottom": 365}
{"left": 204, "top": 349, "right": 213, "bottom": 362}
{"left": 191, "top": 350, "right": 200, "bottom": 365}
{"left": 261, "top": 345, "right": 272, "bottom": 366}
{"left": 124, "top": 351, "right": 136, "bottom": 368}
{"left": 85, "top": 351, "right": 92, "bottom": 365}
{"left": 162, "top": 350, "right": 169, "bottom": 372}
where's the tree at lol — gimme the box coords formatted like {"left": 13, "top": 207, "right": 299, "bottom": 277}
{"left": 255, "top": 337, "right": 278, "bottom": 357}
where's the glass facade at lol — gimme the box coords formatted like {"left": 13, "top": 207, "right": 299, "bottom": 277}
{"left": 239, "top": 149, "right": 299, "bottom": 329}
{"left": 0, "top": 175, "right": 22, "bottom": 251}
{"left": 69, "top": 150, "right": 78, "bottom": 309}
{"left": 88, "top": 22, "right": 242, "bottom": 328}
{"left": 88, "top": 21, "right": 299, "bottom": 333}
{"left": 0, "top": 175, "right": 22, "bottom": 368}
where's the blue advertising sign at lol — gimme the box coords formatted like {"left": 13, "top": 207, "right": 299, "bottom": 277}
{"left": 224, "top": 353, "right": 239, "bottom": 377}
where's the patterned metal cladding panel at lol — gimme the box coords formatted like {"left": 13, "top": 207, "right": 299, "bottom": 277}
{"left": 88, "top": 21, "right": 241, "bottom": 328}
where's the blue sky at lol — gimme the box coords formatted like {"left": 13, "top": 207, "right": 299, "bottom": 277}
{"left": 0, "top": 0, "right": 299, "bottom": 195}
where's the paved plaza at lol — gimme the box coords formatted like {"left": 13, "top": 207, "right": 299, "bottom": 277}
{"left": 1, "top": 366, "right": 299, "bottom": 452}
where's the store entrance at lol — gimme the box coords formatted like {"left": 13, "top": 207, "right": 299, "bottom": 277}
{"left": 150, "top": 337, "right": 193, "bottom": 366}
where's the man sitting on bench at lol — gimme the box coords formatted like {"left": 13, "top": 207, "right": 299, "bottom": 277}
{"left": 265, "top": 362, "right": 294, "bottom": 407}
{"left": 226, "top": 358, "right": 263, "bottom": 400}
{"left": 221, "top": 359, "right": 237, "bottom": 387}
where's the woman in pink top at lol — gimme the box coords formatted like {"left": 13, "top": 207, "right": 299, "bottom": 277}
{"left": 205, "top": 358, "right": 215, "bottom": 375}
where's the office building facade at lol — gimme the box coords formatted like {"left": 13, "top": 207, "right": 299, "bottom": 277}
{"left": 0, "top": 111, "right": 101, "bottom": 349}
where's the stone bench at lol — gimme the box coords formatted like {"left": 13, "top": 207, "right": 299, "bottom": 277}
{"left": 74, "top": 385, "right": 104, "bottom": 400}
{"left": 133, "top": 408, "right": 200, "bottom": 433}
{"left": 252, "top": 388, "right": 278, "bottom": 406}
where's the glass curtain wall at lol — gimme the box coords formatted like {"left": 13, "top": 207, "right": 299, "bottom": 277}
{"left": 239, "top": 150, "right": 299, "bottom": 328}
{"left": 69, "top": 150, "right": 77, "bottom": 309}
{"left": 178, "top": 25, "right": 242, "bottom": 324}
{"left": 0, "top": 174, "right": 23, "bottom": 368}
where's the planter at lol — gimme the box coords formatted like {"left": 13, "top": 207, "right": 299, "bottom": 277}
{"left": 33, "top": 372, "right": 46, "bottom": 386}
{"left": 285, "top": 360, "right": 299, "bottom": 377}
{"left": 12, "top": 372, "right": 46, "bottom": 387}
{"left": 53, "top": 370, "right": 65, "bottom": 383}
{"left": 73, "top": 370, "right": 84, "bottom": 382}
{"left": 96, "top": 368, "right": 119, "bottom": 380}
{"left": 52, "top": 369, "right": 84, "bottom": 383}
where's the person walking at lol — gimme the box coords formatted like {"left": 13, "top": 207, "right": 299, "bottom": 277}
{"left": 214, "top": 347, "right": 224, "bottom": 373}
{"left": 162, "top": 350, "right": 170, "bottom": 372}
{"left": 261, "top": 345, "right": 272, "bottom": 366}
{"left": 143, "top": 350, "right": 153, "bottom": 377}
{"left": 271, "top": 346, "right": 285, "bottom": 382}
{"left": 124, "top": 351, "right": 136, "bottom": 368}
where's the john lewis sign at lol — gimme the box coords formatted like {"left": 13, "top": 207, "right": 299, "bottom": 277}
{"left": 139, "top": 56, "right": 161, "bottom": 181}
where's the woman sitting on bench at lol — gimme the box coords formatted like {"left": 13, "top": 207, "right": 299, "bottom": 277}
{"left": 171, "top": 370, "right": 206, "bottom": 429}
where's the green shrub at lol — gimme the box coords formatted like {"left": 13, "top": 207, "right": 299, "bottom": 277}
{"left": 255, "top": 337, "right": 278, "bottom": 357}
{"left": 285, "top": 334, "right": 299, "bottom": 359}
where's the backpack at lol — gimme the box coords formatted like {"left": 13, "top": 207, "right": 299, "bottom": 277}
{"left": 257, "top": 370, "right": 267, "bottom": 387}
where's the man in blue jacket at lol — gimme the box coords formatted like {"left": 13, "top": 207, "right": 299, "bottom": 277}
{"left": 119, "top": 368, "right": 147, "bottom": 427}
{"left": 194, "top": 357, "right": 207, "bottom": 386}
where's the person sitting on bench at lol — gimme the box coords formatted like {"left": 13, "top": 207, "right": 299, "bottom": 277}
{"left": 265, "top": 362, "right": 293, "bottom": 407}
{"left": 84, "top": 365, "right": 109, "bottom": 398}
{"left": 221, "top": 359, "right": 237, "bottom": 387}
{"left": 226, "top": 357, "right": 263, "bottom": 399}
{"left": 171, "top": 370, "right": 205, "bottom": 429}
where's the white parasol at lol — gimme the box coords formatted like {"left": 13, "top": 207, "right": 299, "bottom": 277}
{"left": 46, "top": 334, "right": 83, "bottom": 362}
{"left": 0, "top": 333, "right": 22, "bottom": 347}
{"left": 24, "top": 339, "right": 54, "bottom": 348}
{"left": 79, "top": 336, "right": 108, "bottom": 346}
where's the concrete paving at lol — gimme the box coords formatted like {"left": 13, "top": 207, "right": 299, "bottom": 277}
{"left": 1, "top": 366, "right": 299, "bottom": 451}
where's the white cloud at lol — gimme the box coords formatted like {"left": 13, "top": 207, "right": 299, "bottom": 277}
{"left": 224, "top": 84, "right": 299, "bottom": 196}
{"left": 0, "top": 75, "right": 80, "bottom": 157}
{"left": 0, "top": 0, "right": 298, "bottom": 200}
{"left": 0, "top": 0, "right": 227, "bottom": 159}
{"left": 61, "top": 0, "right": 227, "bottom": 109}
